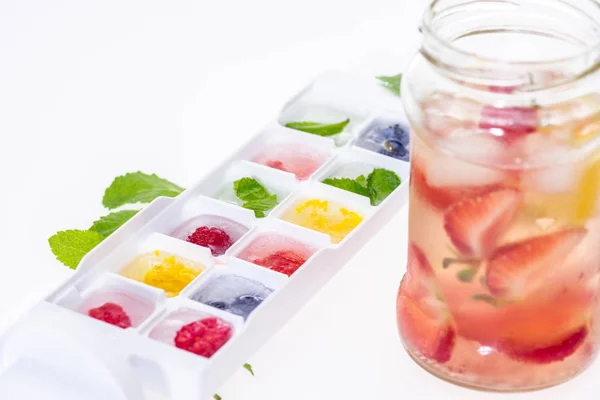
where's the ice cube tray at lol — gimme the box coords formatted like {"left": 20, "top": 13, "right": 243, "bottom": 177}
{"left": 0, "top": 70, "right": 410, "bottom": 400}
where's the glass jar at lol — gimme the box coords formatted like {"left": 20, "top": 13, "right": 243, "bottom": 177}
{"left": 397, "top": 0, "right": 600, "bottom": 392}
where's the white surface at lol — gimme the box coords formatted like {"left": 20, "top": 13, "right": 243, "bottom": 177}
{"left": 0, "top": 1, "right": 599, "bottom": 399}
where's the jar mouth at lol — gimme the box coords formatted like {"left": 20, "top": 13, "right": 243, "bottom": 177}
{"left": 421, "top": 0, "right": 600, "bottom": 91}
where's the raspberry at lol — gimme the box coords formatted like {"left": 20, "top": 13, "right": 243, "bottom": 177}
{"left": 174, "top": 317, "right": 232, "bottom": 358}
{"left": 186, "top": 226, "right": 232, "bottom": 256}
{"left": 254, "top": 250, "right": 307, "bottom": 276}
{"left": 88, "top": 302, "right": 132, "bottom": 329}
{"left": 266, "top": 160, "right": 288, "bottom": 172}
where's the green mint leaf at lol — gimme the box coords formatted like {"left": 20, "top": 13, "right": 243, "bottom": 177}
{"left": 234, "top": 178, "right": 278, "bottom": 218}
{"left": 366, "top": 168, "right": 401, "bottom": 206}
{"left": 285, "top": 119, "right": 350, "bottom": 137}
{"left": 376, "top": 73, "right": 402, "bottom": 96}
{"left": 89, "top": 210, "right": 139, "bottom": 238}
{"left": 322, "top": 177, "right": 369, "bottom": 197}
{"left": 233, "top": 177, "right": 271, "bottom": 201}
{"left": 243, "top": 363, "right": 254, "bottom": 376}
{"left": 472, "top": 294, "right": 500, "bottom": 307}
{"left": 457, "top": 267, "right": 477, "bottom": 282}
{"left": 355, "top": 175, "right": 368, "bottom": 190}
{"left": 102, "top": 172, "right": 184, "bottom": 209}
{"left": 242, "top": 195, "right": 278, "bottom": 218}
{"left": 214, "top": 395, "right": 222, "bottom": 400}
{"left": 48, "top": 230, "right": 104, "bottom": 269}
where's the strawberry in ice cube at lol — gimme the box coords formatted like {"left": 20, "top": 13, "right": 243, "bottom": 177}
{"left": 88, "top": 302, "right": 132, "bottom": 329}
{"left": 174, "top": 317, "right": 232, "bottom": 358}
{"left": 187, "top": 226, "right": 233, "bottom": 256}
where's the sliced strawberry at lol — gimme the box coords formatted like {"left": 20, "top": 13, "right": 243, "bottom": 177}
{"left": 444, "top": 189, "right": 522, "bottom": 258}
{"left": 398, "top": 243, "right": 455, "bottom": 363}
{"left": 499, "top": 326, "right": 588, "bottom": 364}
{"left": 486, "top": 228, "right": 587, "bottom": 301}
{"left": 397, "top": 292, "right": 455, "bottom": 363}
{"left": 479, "top": 106, "right": 538, "bottom": 143}
{"left": 403, "top": 242, "right": 437, "bottom": 299}
{"left": 411, "top": 153, "right": 514, "bottom": 211}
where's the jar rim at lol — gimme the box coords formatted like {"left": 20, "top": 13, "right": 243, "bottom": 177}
{"left": 421, "top": 0, "right": 600, "bottom": 89}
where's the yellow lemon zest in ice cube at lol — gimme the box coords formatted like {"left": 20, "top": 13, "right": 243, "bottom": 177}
{"left": 296, "top": 199, "right": 329, "bottom": 213}
{"left": 154, "top": 250, "right": 161, "bottom": 256}
{"left": 143, "top": 255, "right": 200, "bottom": 297}
{"left": 284, "top": 199, "right": 363, "bottom": 244}
{"left": 328, "top": 208, "right": 363, "bottom": 243}
{"left": 574, "top": 153, "right": 600, "bottom": 222}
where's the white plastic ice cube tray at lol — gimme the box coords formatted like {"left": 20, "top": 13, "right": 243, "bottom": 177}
{"left": 0, "top": 70, "right": 409, "bottom": 400}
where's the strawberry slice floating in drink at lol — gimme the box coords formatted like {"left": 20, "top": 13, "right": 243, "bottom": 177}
{"left": 499, "top": 326, "right": 588, "bottom": 364}
{"left": 397, "top": 243, "right": 455, "bottom": 363}
{"left": 444, "top": 189, "right": 522, "bottom": 258}
{"left": 486, "top": 227, "right": 587, "bottom": 301}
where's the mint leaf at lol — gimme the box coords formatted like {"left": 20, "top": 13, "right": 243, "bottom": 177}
{"left": 472, "top": 294, "right": 500, "bottom": 307}
{"left": 376, "top": 73, "right": 402, "bottom": 96}
{"left": 355, "top": 175, "right": 368, "bottom": 190}
{"left": 214, "top": 395, "right": 222, "bottom": 400}
{"left": 233, "top": 177, "right": 278, "bottom": 218}
{"left": 285, "top": 119, "right": 350, "bottom": 137}
{"left": 367, "top": 168, "right": 401, "bottom": 206}
{"left": 457, "top": 267, "right": 477, "bottom": 282}
{"left": 102, "top": 172, "right": 184, "bottom": 209}
{"left": 242, "top": 195, "right": 278, "bottom": 218}
{"left": 90, "top": 210, "right": 139, "bottom": 238}
{"left": 322, "top": 177, "right": 369, "bottom": 197}
{"left": 48, "top": 230, "right": 104, "bottom": 269}
{"left": 233, "top": 177, "right": 271, "bottom": 201}
{"left": 243, "top": 363, "right": 254, "bottom": 376}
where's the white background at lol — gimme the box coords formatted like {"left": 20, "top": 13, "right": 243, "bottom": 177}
{"left": 0, "top": 1, "right": 599, "bottom": 399}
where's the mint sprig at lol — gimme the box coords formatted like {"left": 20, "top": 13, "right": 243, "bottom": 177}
{"left": 285, "top": 119, "right": 350, "bottom": 137}
{"left": 367, "top": 168, "right": 401, "bottom": 206}
{"left": 103, "top": 172, "right": 184, "bottom": 209}
{"left": 376, "top": 73, "right": 402, "bottom": 96}
{"left": 49, "top": 172, "right": 183, "bottom": 269}
{"left": 322, "top": 177, "right": 369, "bottom": 197}
{"left": 233, "top": 177, "right": 278, "bottom": 218}
{"left": 322, "top": 168, "right": 401, "bottom": 206}
{"left": 49, "top": 230, "right": 104, "bottom": 269}
{"left": 90, "top": 210, "right": 139, "bottom": 238}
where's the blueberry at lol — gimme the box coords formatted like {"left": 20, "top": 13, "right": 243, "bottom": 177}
{"left": 392, "top": 124, "right": 410, "bottom": 147}
{"left": 207, "top": 300, "right": 229, "bottom": 310}
{"left": 384, "top": 139, "right": 404, "bottom": 153}
{"left": 234, "top": 294, "right": 262, "bottom": 307}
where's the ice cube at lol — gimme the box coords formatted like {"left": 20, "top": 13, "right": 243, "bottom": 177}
{"left": 252, "top": 143, "right": 330, "bottom": 180}
{"left": 236, "top": 233, "right": 318, "bottom": 275}
{"left": 170, "top": 215, "right": 249, "bottom": 256}
{"left": 119, "top": 251, "right": 204, "bottom": 298}
{"left": 280, "top": 105, "right": 357, "bottom": 146}
{"left": 280, "top": 199, "right": 363, "bottom": 244}
{"left": 214, "top": 177, "right": 284, "bottom": 216}
{"left": 191, "top": 274, "right": 273, "bottom": 320}
{"left": 148, "top": 308, "right": 233, "bottom": 358}
{"left": 76, "top": 289, "right": 155, "bottom": 328}
{"left": 424, "top": 156, "right": 507, "bottom": 189}
{"left": 355, "top": 123, "right": 411, "bottom": 161}
{"left": 421, "top": 92, "right": 482, "bottom": 138}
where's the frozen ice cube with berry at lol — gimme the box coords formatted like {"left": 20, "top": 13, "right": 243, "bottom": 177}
{"left": 192, "top": 274, "right": 273, "bottom": 320}
{"left": 355, "top": 123, "right": 410, "bottom": 161}
{"left": 170, "top": 215, "right": 249, "bottom": 256}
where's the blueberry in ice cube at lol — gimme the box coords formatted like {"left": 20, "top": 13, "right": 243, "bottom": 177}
{"left": 231, "top": 294, "right": 264, "bottom": 317}
{"left": 191, "top": 274, "right": 273, "bottom": 320}
{"left": 356, "top": 122, "right": 411, "bottom": 161}
{"left": 207, "top": 300, "right": 230, "bottom": 311}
